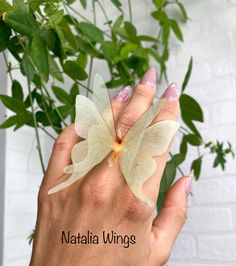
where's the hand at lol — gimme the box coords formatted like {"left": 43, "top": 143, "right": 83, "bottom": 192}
{"left": 30, "top": 68, "right": 191, "bottom": 266}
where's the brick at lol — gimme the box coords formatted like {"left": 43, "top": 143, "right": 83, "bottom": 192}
{"left": 4, "top": 237, "right": 32, "bottom": 261}
{"left": 5, "top": 171, "right": 29, "bottom": 192}
{"left": 8, "top": 193, "right": 37, "bottom": 214}
{"left": 6, "top": 150, "right": 29, "bottom": 172}
{"left": 193, "top": 177, "right": 236, "bottom": 204}
{"left": 183, "top": 208, "right": 233, "bottom": 232}
{"left": 169, "top": 236, "right": 196, "bottom": 260}
{"left": 198, "top": 235, "right": 236, "bottom": 260}
{"left": 4, "top": 213, "right": 36, "bottom": 238}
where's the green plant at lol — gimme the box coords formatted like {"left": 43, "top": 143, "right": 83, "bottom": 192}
{"left": 0, "top": 0, "right": 234, "bottom": 214}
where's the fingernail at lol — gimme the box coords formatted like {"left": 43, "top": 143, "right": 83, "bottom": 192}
{"left": 185, "top": 170, "right": 194, "bottom": 195}
{"left": 140, "top": 67, "right": 156, "bottom": 88}
{"left": 161, "top": 83, "right": 179, "bottom": 101}
{"left": 114, "top": 85, "right": 132, "bottom": 103}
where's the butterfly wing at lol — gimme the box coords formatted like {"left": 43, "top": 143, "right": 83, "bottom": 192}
{"left": 48, "top": 124, "right": 113, "bottom": 194}
{"left": 120, "top": 99, "right": 179, "bottom": 207}
{"left": 92, "top": 74, "right": 116, "bottom": 138}
{"left": 75, "top": 95, "right": 104, "bottom": 139}
{"left": 120, "top": 99, "right": 166, "bottom": 179}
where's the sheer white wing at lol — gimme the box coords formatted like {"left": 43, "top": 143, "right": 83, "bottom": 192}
{"left": 92, "top": 74, "right": 116, "bottom": 138}
{"left": 119, "top": 99, "right": 180, "bottom": 207}
{"left": 120, "top": 99, "right": 166, "bottom": 179}
{"left": 141, "top": 120, "right": 179, "bottom": 156}
{"left": 48, "top": 124, "right": 113, "bottom": 194}
{"left": 74, "top": 95, "right": 104, "bottom": 139}
{"left": 125, "top": 149, "right": 157, "bottom": 207}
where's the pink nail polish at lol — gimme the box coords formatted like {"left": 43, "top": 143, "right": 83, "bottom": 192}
{"left": 162, "top": 83, "right": 179, "bottom": 101}
{"left": 114, "top": 86, "right": 132, "bottom": 103}
{"left": 140, "top": 67, "right": 156, "bottom": 88}
{"left": 185, "top": 170, "right": 194, "bottom": 195}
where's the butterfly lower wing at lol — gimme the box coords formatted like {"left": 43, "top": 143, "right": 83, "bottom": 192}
{"left": 120, "top": 99, "right": 166, "bottom": 176}
{"left": 48, "top": 124, "right": 113, "bottom": 194}
{"left": 121, "top": 148, "right": 156, "bottom": 207}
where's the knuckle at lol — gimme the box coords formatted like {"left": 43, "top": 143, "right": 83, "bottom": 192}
{"left": 119, "top": 190, "right": 148, "bottom": 221}
{"left": 117, "top": 114, "right": 137, "bottom": 135}
{"left": 53, "top": 138, "right": 70, "bottom": 152}
{"left": 81, "top": 182, "right": 108, "bottom": 208}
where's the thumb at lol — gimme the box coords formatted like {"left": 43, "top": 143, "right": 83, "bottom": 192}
{"left": 150, "top": 171, "right": 193, "bottom": 264}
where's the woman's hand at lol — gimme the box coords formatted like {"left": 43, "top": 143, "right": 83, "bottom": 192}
{"left": 30, "top": 68, "right": 191, "bottom": 266}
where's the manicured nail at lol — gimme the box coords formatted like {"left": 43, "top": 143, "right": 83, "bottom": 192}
{"left": 114, "top": 85, "right": 132, "bottom": 103}
{"left": 140, "top": 67, "right": 156, "bottom": 88}
{"left": 185, "top": 170, "right": 194, "bottom": 195}
{"left": 161, "top": 83, "right": 179, "bottom": 101}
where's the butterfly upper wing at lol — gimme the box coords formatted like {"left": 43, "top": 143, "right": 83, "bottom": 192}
{"left": 92, "top": 74, "right": 116, "bottom": 138}
{"left": 48, "top": 124, "right": 113, "bottom": 194}
{"left": 75, "top": 95, "right": 104, "bottom": 139}
{"left": 141, "top": 120, "right": 179, "bottom": 156}
{"left": 120, "top": 99, "right": 166, "bottom": 179}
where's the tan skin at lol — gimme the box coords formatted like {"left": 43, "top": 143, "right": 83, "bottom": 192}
{"left": 30, "top": 70, "right": 188, "bottom": 266}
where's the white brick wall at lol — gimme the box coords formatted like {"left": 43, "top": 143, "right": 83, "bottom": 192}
{"left": 2, "top": 0, "right": 236, "bottom": 265}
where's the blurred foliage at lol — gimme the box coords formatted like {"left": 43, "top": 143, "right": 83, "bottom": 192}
{"left": 0, "top": 0, "right": 234, "bottom": 214}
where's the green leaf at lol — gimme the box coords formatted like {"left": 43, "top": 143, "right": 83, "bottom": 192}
{"left": 29, "top": 34, "right": 49, "bottom": 82}
{"left": 111, "top": 0, "right": 122, "bottom": 12}
{"left": 0, "top": 115, "right": 18, "bottom": 128}
{"left": 0, "top": 95, "right": 26, "bottom": 113}
{"left": 137, "top": 35, "right": 158, "bottom": 42}
{"left": 0, "top": 20, "right": 11, "bottom": 52}
{"left": 180, "top": 136, "right": 188, "bottom": 156}
{"left": 191, "top": 157, "right": 202, "bottom": 180}
{"left": 13, "top": 0, "right": 27, "bottom": 11}
{"left": 169, "top": 19, "right": 183, "bottom": 42}
{"left": 171, "top": 153, "right": 185, "bottom": 165}
{"left": 180, "top": 94, "right": 204, "bottom": 122}
{"left": 185, "top": 133, "right": 202, "bottom": 146}
{"left": 178, "top": 2, "right": 188, "bottom": 22}
{"left": 21, "top": 52, "right": 35, "bottom": 82}
{"left": 77, "top": 53, "right": 87, "bottom": 68}
{"left": 153, "top": 0, "right": 164, "bottom": 9}
{"left": 0, "top": 0, "right": 12, "bottom": 17}
{"left": 63, "top": 60, "right": 87, "bottom": 81}
{"left": 48, "top": 54, "right": 64, "bottom": 82}
{"left": 11, "top": 80, "right": 23, "bottom": 101}
{"left": 77, "top": 22, "right": 104, "bottom": 43}
{"left": 70, "top": 83, "right": 79, "bottom": 104}
{"left": 58, "top": 18, "right": 79, "bottom": 51}
{"left": 48, "top": 10, "right": 64, "bottom": 26}
{"left": 52, "top": 86, "right": 72, "bottom": 105}
{"left": 160, "top": 161, "right": 176, "bottom": 193}
{"left": 80, "top": 0, "right": 87, "bottom": 9}
{"left": 124, "top": 21, "right": 138, "bottom": 43}
{"left": 182, "top": 57, "right": 193, "bottom": 92}
{"left": 157, "top": 191, "right": 166, "bottom": 212}
{"left": 151, "top": 10, "right": 168, "bottom": 22}
{"left": 5, "top": 10, "right": 38, "bottom": 36}
{"left": 162, "top": 23, "right": 170, "bottom": 45}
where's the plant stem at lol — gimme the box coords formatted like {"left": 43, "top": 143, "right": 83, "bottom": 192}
{"left": 128, "top": 0, "right": 133, "bottom": 23}
{"left": 25, "top": 53, "right": 46, "bottom": 174}
{"left": 39, "top": 125, "right": 56, "bottom": 140}
{"left": 66, "top": 3, "right": 111, "bottom": 38}
{"left": 97, "top": 1, "right": 112, "bottom": 31}
{"left": 3, "top": 51, "right": 13, "bottom": 82}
